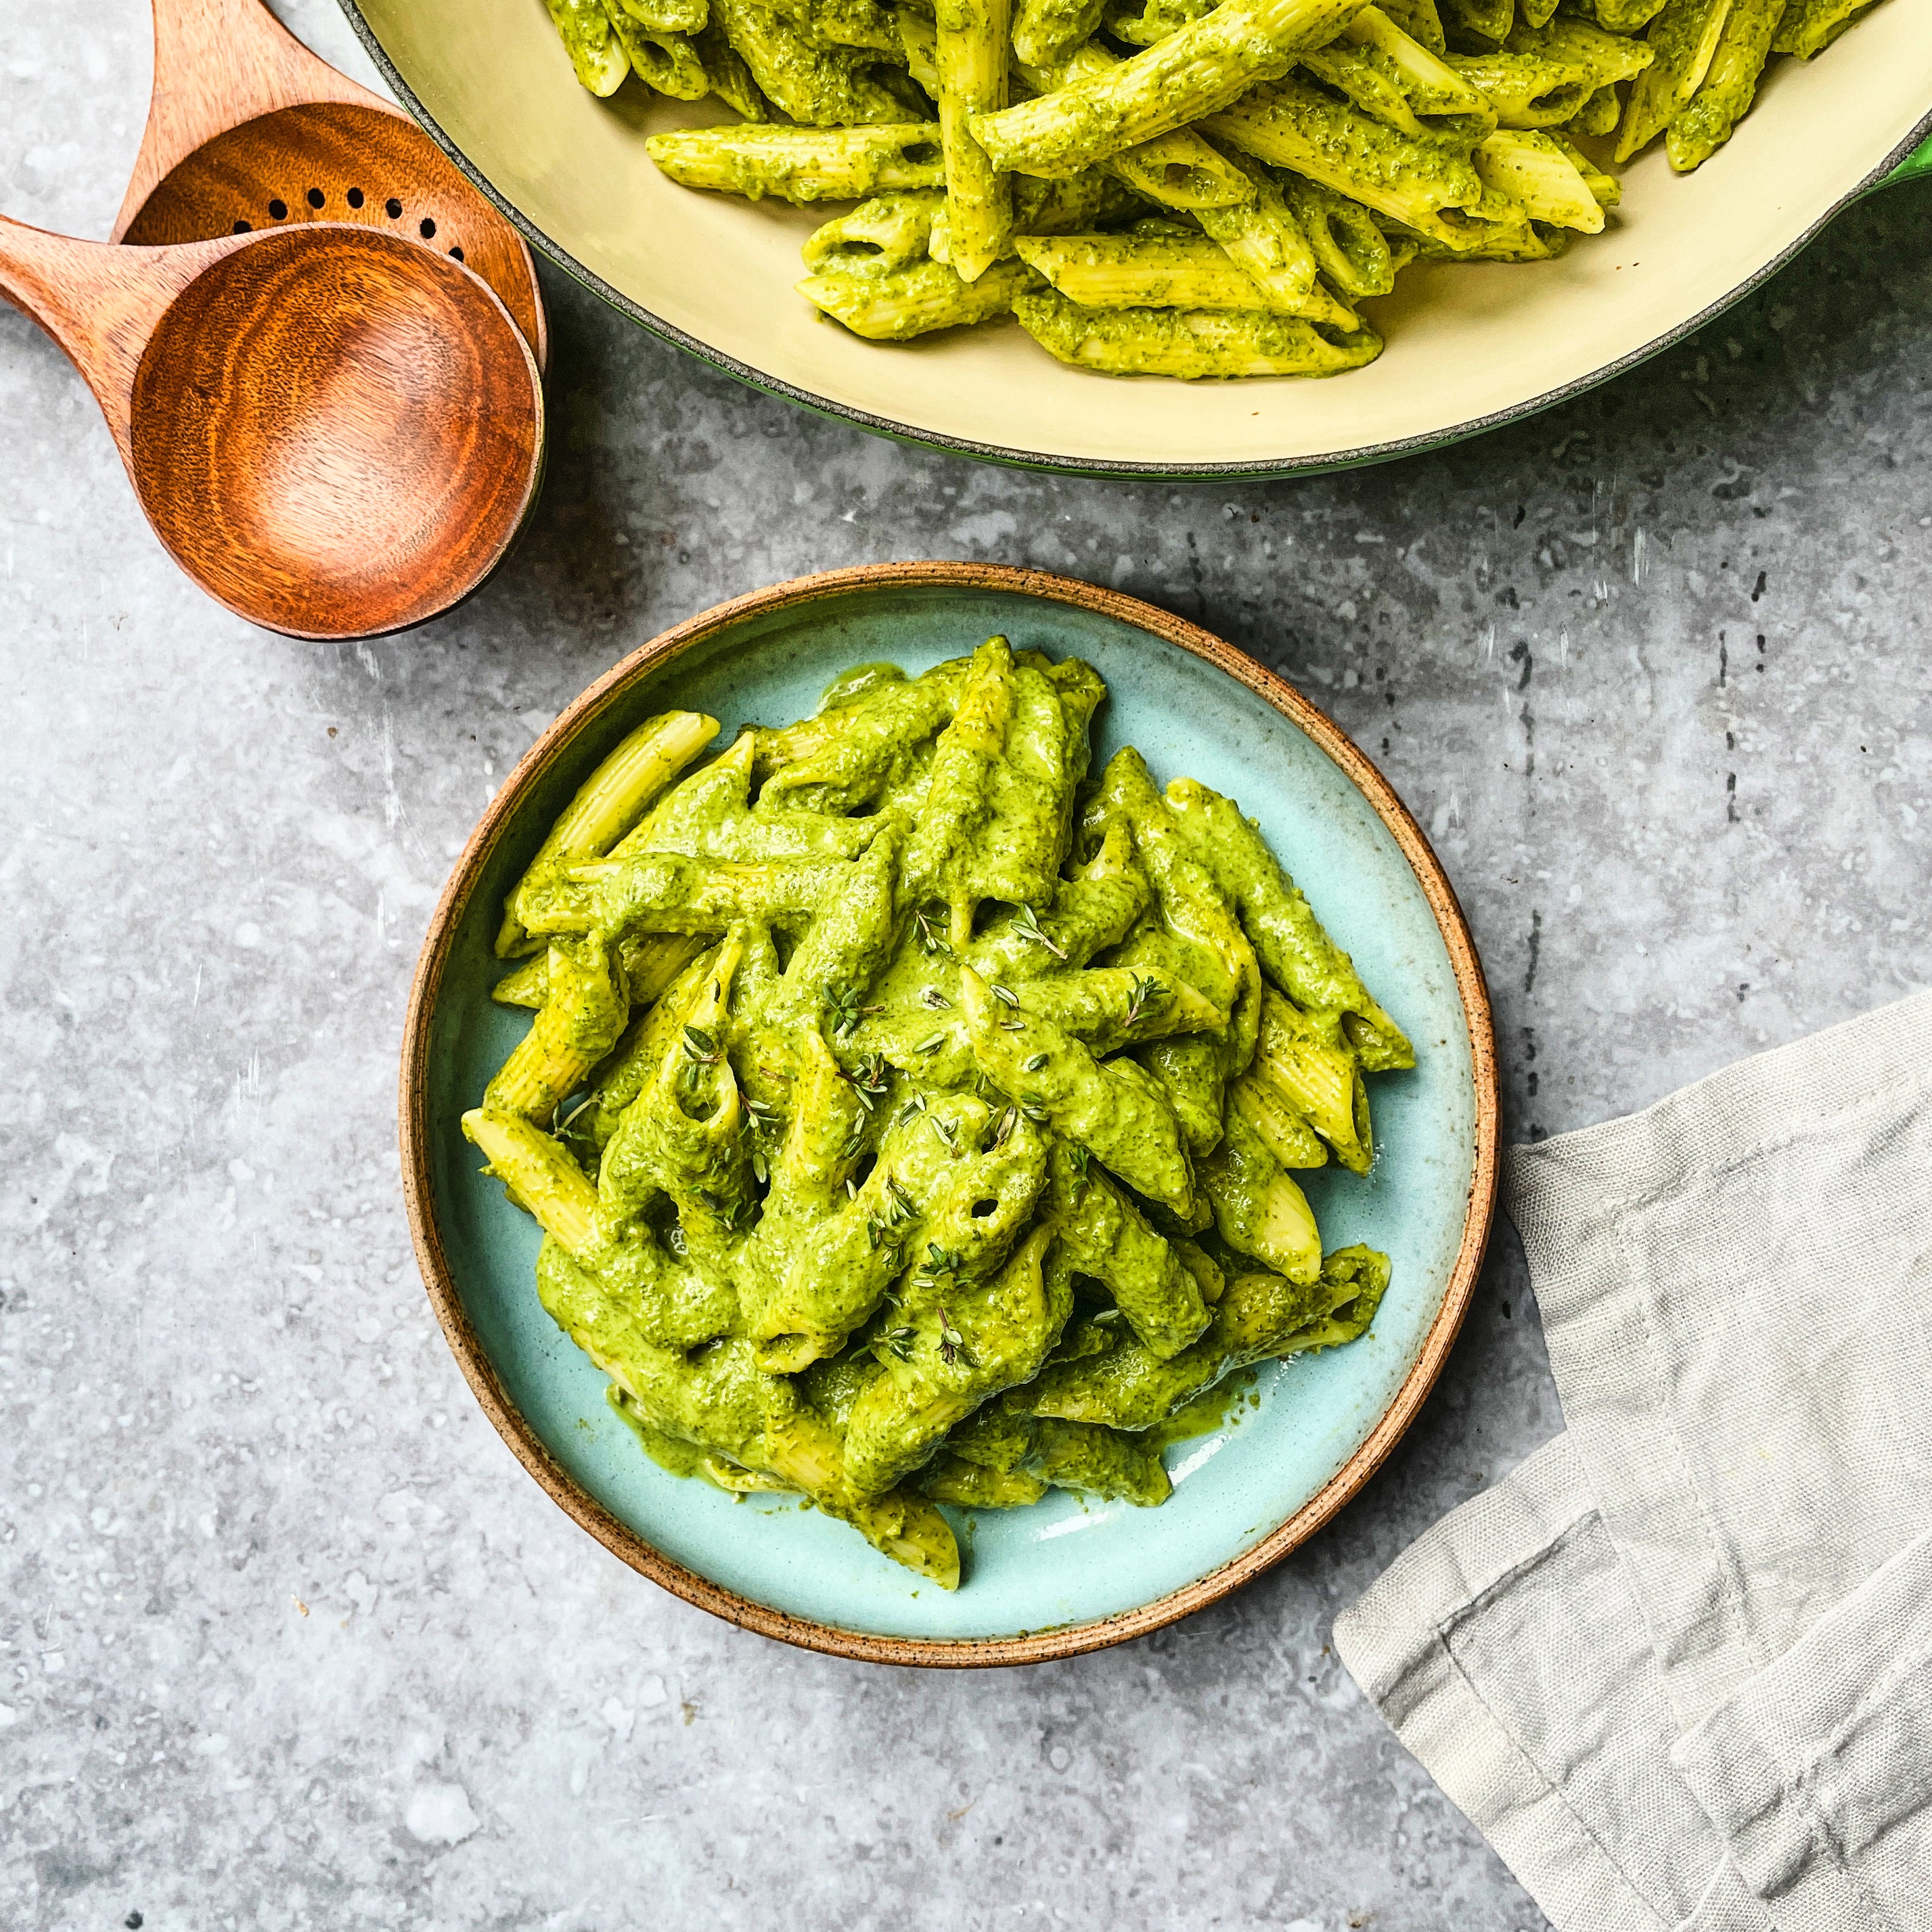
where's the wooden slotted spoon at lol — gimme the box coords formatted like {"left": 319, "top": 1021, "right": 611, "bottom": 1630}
{"left": 114, "top": 0, "right": 547, "bottom": 365}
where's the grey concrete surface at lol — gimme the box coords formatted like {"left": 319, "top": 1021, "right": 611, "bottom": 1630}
{"left": 3, "top": 3, "right": 1929, "bottom": 1926}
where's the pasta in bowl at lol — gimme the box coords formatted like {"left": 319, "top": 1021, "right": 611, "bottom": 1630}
{"left": 340, "top": 0, "right": 1930, "bottom": 472}
{"left": 400, "top": 564, "right": 1498, "bottom": 1661}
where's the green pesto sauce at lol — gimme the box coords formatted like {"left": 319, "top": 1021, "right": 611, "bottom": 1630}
{"left": 819, "top": 660, "right": 908, "bottom": 711}
{"left": 606, "top": 1385, "right": 712, "bottom": 1479}
{"left": 491, "top": 644, "right": 1403, "bottom": 1586}
{"left": 1146, "top": 1366, "right": 1260, "bottom": 1453}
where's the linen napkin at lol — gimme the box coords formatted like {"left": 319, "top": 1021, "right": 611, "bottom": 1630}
{"left": 1334, "top": 991, "right": 1932, "bottom": 1932}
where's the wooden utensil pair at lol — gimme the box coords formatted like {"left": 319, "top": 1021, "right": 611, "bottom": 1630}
{"left": 0, "top": 0, "right": 549, "bottom": 639}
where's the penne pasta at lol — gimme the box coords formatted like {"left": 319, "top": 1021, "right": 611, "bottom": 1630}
{"left": 1014, "top": 289, "right": 1383, "bottom": 376}
{"left": 935, "top": 0, "right": 1015, "bottom": 279}
{"left": 970, "top": 0, "right": 1370, "bottom": 178}
{"left": 527, "top": 0, "right": 1892, "bottom": 378}
{"left": 801, "top": 254, "right": 1041, "bottom": 336}
{"left": 646, "top": 121, "right": 944, "bottom": 200}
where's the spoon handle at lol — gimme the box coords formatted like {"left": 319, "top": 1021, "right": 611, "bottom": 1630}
{"left": 113, "top": 0, "right": 386, "bottom": 244}
{"left": 0, "top": 216, "right": 244, "bottom": 455}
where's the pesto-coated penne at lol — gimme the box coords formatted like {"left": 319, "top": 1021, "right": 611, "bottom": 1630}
{"left": 1437, "top": 0, "right": 1510, "bottom": 42}
{"left": 1375, "top": 0, "right": 1445, "bottom": 50}
{"left": 538, "top": 1246, "right": 960, "bottom": 1583}
{"left": 1401, "top": 208, "right": 1573, "bottom": 261}
{"left": 483, "top": 935, "right": 629, "bottom": 1120}
{"left": 1277, "top": 174, "right": 1398, "bottom": 298}
{"left": 464, "top": 1108, "right": 739, "bottom": 1345}
{"left": 897, "top": 0, "right": 942, "bottom": 91}
{"left": 1025, "top": 1246, "right": 1391, "bottom": 1430}
{"left": 499, "top": 711, "right": 719, "bottom": 956}
{"left": 803, "top": 189, "right": 946, "bottom": 275}
{"left": 648, "top": 122, "right": 943, "bottom": 201}
{"left": 1016, "top": 42, "right": 1259, "bottom": 208}
{"left": 1775, "top": 0, "right": 1875, "bottom": 58}
{"left": 970, "top": 0, "right": 1371, "bottom": 179}
{"left": 1012, "top": 0, "right": 1106, "bottom": 69}
{"left": 1474, "top": 129, "right": 1609, "bottom": 233}
{"left": 845, "top": 1223, "right": 1072, "bottom": 1493}
{"left": 1013, "top": 168, "right": 1148, "bottom": 234}
{"left": 901, "top": 636, "right": 1088, "bottom": 937}
{"left": 1092, "top": 747, "right": 1263, "bottom": 1133}
{"left": 689, "top": 14, "right": 771, "bottom": 116}
{"left": 1015, "top": 290, "right": 1383, "bottom": 377}
{"left": 474, "top": 646, "right": 1414, "bottom": 1584}
{"left": 1299, "top": 5, "right": 1498, "bottom": 141}
{"left": 710, "top": 0, "right": 927, "bottom": 121}
{"left": 914, "top": 1452, "right": 1052, "bottom": 1505}
{"left": 1050, "top": 1145, "right": 1215, "bottom": 1358}
{"left": 1100, "top": 0, "right": 1219, "bottom": 43}
{"left": 1009, "top": 965, "right": 1227, "bottom": 1054}
{"left": 603, "top": 5, "right": 713, "bottom": 97}
{"left": 1666, "top": 0, "right": 1782, "bottom": 170}
{"left": 561, "top": 849, "right": 856, "bottom": 940}
{"left": 1164, "top": 774, "right": 1413, "bottom": 1069}
{"left": 1569, "top": 0, "right": 1670, "bottom": 32}
{"left": 807, "top": 0, "right": 908, "bottom": 51}
{"left": 1616, "top": 0, "right": 1730, "bottom": 158}
{"left": 1560, "top": 83, "right": 1623, "bottom": 139}
{"left": 935, "top": 0, "right": 1014, "bottom": 279}
{"left": 801, "top": 256, "right": 1040, "bottom": 337}
{"left": 1255, "top": 989, "right": 1374, "bottom": 1173}
{"left": 1195, "top": 155, "right": 1362, "bottom": 328}
{"left": 1451, "top": 19, "right": 1655, "bottom": 132}
{"left": 1203, "top": 78, "right": 1500, "bottom": 250}
{"left": 945, "top": 1402, "right": 1173, "bottom": 1502}
{"left": 1198, "top": 1106, "right": 1324, "bottom": 1282}
{"left": 610, "top": 0, "right": 1882, "bottom": 385}
{"left": 548, "top": 0, "right": 631, "bottom": 93}
{"left": 1014, "top": 232, "right": 1301, "bottom": 312}
{"left": 1228, "top": 1065, "right": 1329, "bottom": 1169}
{"left": 964, "top": 819, "right": 1152, "bottom": 981}
{"left": 757, "top": 657, "right": 966, "bottom": 805}
{"left": 961, "top": 966, "right": 1202, "bottom": 1217}
{"left": 612, "top": 0, "right": 707, "bottom": 36}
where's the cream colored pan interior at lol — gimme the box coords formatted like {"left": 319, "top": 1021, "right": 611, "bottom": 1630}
{"left": 349, "top": 0, "right": 1932, "bottom": 474}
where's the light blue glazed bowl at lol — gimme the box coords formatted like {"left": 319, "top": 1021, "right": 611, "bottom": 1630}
{"left": 400, "top": 564, "right": 1498, "bottom": 1664}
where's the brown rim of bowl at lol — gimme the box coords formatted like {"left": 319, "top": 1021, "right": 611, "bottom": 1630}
{"left": 399, "top": 560, "right": 1500, "bottom": 1668}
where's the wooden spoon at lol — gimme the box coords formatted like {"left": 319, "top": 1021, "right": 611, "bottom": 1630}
{"left": 0, "top": 217, "right": 545, "bottom": 641}
{"left": 114, "top": 0, "right": 546, "bottom": 365}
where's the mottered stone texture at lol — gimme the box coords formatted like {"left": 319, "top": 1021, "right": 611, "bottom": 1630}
{"left": 3, "top": 1, "right": 1929, "bottom": 1926}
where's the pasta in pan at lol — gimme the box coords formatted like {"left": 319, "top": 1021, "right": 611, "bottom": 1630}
{"left": 466, "top": 646, "right": 1408, "bottom": 1586}
{"left": 541, "top": 0, "right": 1889, "bottom": 378}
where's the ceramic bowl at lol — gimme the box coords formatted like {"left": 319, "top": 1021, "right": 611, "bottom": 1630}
{"left": 399, "top": 563, "right": 1498, "bottom": 1663}
{"left": 340, "top": 0, "right": 1929, "bottom": 478}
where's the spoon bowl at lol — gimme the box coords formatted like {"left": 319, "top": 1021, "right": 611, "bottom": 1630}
{"left": 0, "top": 217, "right": 545, "bottom": 639}
{"left": 116, "top": 0, "right": 545, "bottom": 364}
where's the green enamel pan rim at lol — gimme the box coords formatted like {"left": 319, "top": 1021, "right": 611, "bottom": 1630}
{"left": 334, "top": 0, "right": 1932, "bottom": 480}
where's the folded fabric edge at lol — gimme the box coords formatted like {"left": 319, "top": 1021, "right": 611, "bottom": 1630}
{"left": 1505, "top": 987, "right": 1932, "bottom": 1297}
{"left": 1498, "top": 987, "right": 1932, "bottom": 1727}
{"left": 1334, "top": 1436, "right": 1676, "bottom": 1932}
{"left": 1670, "top": 1523, "right": 1932, "bottom": 1932}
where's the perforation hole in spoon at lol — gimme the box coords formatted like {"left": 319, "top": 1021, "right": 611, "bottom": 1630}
{"left": 118, "top": 102, "right": 538, "bottom": 361}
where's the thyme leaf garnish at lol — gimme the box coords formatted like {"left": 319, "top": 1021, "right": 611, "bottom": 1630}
{"left": 914, "top": 909, "right": 954, "bottom": 959}
{"left": 1011, "top": 903, "right": 1066, "bottom": 960}
{"left": 1124, "top": 973, "right": 1167, "bottom": 1028}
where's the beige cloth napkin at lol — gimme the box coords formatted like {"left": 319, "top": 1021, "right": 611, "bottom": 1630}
{"left": 1334, "top": 992, "right": 1932, "bottom": 1932}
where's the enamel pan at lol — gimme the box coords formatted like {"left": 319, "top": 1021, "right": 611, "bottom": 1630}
{"left": 339, "top": 0, "right": 1932, "bottom": 477}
